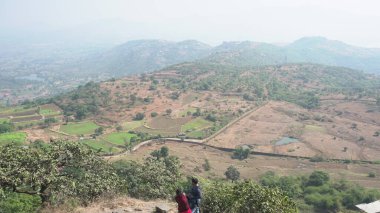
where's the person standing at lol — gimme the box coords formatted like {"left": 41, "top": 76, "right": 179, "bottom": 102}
{"left": 175, "top": 188, "right": 192, "bottom": 213}
{"left": 188, "top": 178, "right": 202, "bottom": 213}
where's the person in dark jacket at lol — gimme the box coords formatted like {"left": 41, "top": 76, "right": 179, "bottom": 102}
{"left": 187, "top": 178, "right": 201, "bottom": 213}
{"left": 175, "top": 188, "right": 192, "bottom": 213}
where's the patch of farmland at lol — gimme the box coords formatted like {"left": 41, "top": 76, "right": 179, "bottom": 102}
{"left": 135, "top": 126, "right": 180, "bottom": 137}
{"left": 123, "top": 120, "right": 144, "bottom": 130}
{"left": 60, "top": 121, "right": 100, "bottom": 135}
{"left": 81, "top": 139, "right": 122, "bottom": 154}
{"left": 11, "top": 115, "right": 43, "bottom": 123}
{"left": 119, "top": 141, "right": 380, "bottom": 189}
{"left": 0, "top": 108, "right": 38, "bottom": 118}
{"left": 0, "top": 132, "right": 27, "bottom": 145}
{"left": 181, "top": 117, "right": 213, "bottom": 132}
{"left": 105, "top": 132, "right": 138, "bottom": 146}
{"left": 148, "top": 116, "right": 191, "bottom": 129}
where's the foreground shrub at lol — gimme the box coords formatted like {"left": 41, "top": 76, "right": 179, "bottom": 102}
{"left": 0, "top": 141, "right": 122, "bottom": 206}
{"left": 202, "top": 180, "right": 297, "bottom": 213}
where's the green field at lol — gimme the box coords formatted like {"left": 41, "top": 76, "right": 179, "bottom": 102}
{"left": 123, "top": 120, "right": 144, "bottom": 130}
{"left": 186, "top": 130, "right": 205, "bottom": 139}
{"left": 60, "top": 121, "right": 100, "bottom": 135}
{"left": 0, "top": 118, "right": 9, "bottom": 123}
{"left": 0, "top": 106, "right": 27, "bottom": 114}
{"left": 81, "top": 139, "right": 122, "bottom": 154}
{"left": 105, "top": 132, "right": 138, "bottom": 145}
{"left": 181, "top": 118, "right": 213, "bottom": 132}
{"left": 39, "top": 108, "right": 61, "bottom": 116}
{"left": 0, "top": 132, "right": 27, "bottom": 145}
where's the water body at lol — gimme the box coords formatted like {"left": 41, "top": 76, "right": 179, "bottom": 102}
{"left": 275, "top": 137, "right": 299, "bottom": 146}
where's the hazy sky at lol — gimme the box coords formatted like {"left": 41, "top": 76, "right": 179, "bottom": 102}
{"left": 1, "top": 0, "right": 380, "bottom": 47}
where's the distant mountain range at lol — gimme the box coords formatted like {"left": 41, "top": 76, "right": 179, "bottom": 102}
{"left": 77, "top": 37, "right": 380, "bottom": 76}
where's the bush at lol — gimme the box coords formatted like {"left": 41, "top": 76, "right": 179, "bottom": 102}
{"left": 225, "top": 166, "right": 240, "bottom": 181}
{"left": 202, "top": 180, "right": 297, "bottom": 213}
{"left": 134, "top": 112, "right": 145, "bottom": 120}
{"left": 113, "top": 147, "right": 180, "bottom": 199}
{"left": 232, "top": 147, "right": 250, "bottom": 160}
{"left": 0, "top": 191, "right": 41, "bottom": 213}
{"left": 310, "top": 155, "right": 324, "bottom": 162}
{"left": 307, "top": 171, "right": 330, "bottom": 186}
{"left": 368, "top": 172, "right": 376, "bottom": 178}
{"left": 151, "top": 112, "right": 158, "bottom": 117}
{"left": 203, "top": 159, "right": 211, "bottom": 171}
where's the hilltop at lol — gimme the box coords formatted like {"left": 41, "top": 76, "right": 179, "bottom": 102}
{"left": 2, "top": 36, "right": 380, "bottom": 104}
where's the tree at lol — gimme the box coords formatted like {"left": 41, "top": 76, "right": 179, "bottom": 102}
{"left": 151, "top": 112, "right": 158, "bottom": 117}
{"left": 113, "top": 148, "right": 181, "bottom": 199}
{"left": 202, "top": 180, "right": 297, "bottom": 213}
{"left": 43, "top": 118, "right": 57, "bottom": 127}
{"left": 232, "top": 147, "right": 250, "bottom": 160}
{"left": 203, "top": 159, "right": 211, "bottom": 171}
{"left": 95, "top": 127, "right": 104, "bottom": 136}
{"left": 150, "top": 146, "right": 169, "bottom": 159}
{"left": 0, "top": 122, "right": 14, "bottom": 133}
{"left": 205, "top": 114, "right": 217, "bottom": 122}
{"left": 225, "top": 166, "right": 240, "bottom": 181}
{"left": 134, "top": 112, "right": 145, "bottom": 121}
{"left": 0, "top": 141, "right": 121, "bottom": 205}
{"left": 166, "top": 109, "right": 172, "bottom": 115}
{"left": 307, "top": 171, "right": 329, "bottom": 186}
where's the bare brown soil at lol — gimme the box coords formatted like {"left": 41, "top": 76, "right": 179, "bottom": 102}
{"left": 117, "top": 141, "right": 380, "bottom": 189}
{"left": 207, "top": 101, "right": 380, "bottom": 161}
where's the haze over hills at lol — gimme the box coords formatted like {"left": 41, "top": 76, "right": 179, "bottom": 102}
{"left": 75, "top": 36, "right": 380, "bottom": 78}
{"left": 2, "top": 36, "right": 380, "bottom": 104}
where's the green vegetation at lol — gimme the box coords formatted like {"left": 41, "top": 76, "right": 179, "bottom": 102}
{"left": 81, "top": 139, "right": 122, "bottom": 154}
{"left": 60, "top": 121, "right": 100, "bottom": 135}
{"left": 181, "top": 117, "right": 213, "bottom": 132}
{"left": 0, "top": 132, "right": 27, "bottom": 145}
{"left": 232, "top": 147, "right": 250, "bottom": 160}
{"left": 39, "top": 108, "right": 60, "bottom": 116}
{"left": 0, "top": 141, "right": 122, "bottom": 208}
{"left": 105, "top": 132, "right": 139, "bottom": 146}
{"left": 260, "top": 171, "right": 380, "bottom": 212}
{"left": 225, "top": 165, "right": 240, "bottom": 181}
{"left": 133, "top": 112, "right": 145, "bottom": 121}
{"left": 53, "top": 82, "right": 111, "bottom": 120}
{"left": 0, "top": 191, "right": 41, "bottom": 213}
{"left": 123, "top": 120, "right": 144, "bottom": 130}
{"left": 113, "top": 147, "right": 180, "bottom": 199}
{"left": 202, "top": 180, "right": 297, "bottom": 213}
{"left": 0, "top": 121, "right": 14, "bottom": 133}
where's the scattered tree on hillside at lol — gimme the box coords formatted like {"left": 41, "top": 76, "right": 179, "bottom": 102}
{"left": 225, "top": 166, "right": 240, "bottom": 181}
{"left": 166, "top": 109, "right": 172, "bottom": 115}
{"left": 203, "top": 159, "right": 211, "bottom": 171}
{"left": 150, "top": 146, "right": 169, "bottom": 159}
{"left": 134, "top": 112, "right": 145, "bottom": 120}
{"left": 95, "top": 127, "right": 104, "bottom": 136}
{"left": 307, "top": 171, "right": 329, "bottom": 186}
{"left": 0, "top": 122, "right": 14, "bottom": 133}
{"left": 232, "top": 147, "right": 250, "bottom": 160}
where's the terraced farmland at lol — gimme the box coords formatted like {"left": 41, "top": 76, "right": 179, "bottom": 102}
{"left": 60, "top": 121, "right": 100, "bottom": 135}
{"left": 105, "top": 132, "right": 139, "bottom": 146}
{"left": 0, "top": 132, "right": 27, "bottom": 145}
{"left": 81, "top": 139, "right": 123, "bottom": 154}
